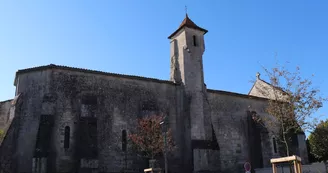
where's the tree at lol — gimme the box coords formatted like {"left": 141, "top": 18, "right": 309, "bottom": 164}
{"left": 306, "top": 139, "right": 318, "bottom": 163}
{"left": 128, "top": 114, "right": 175, "bottom": 160}
{"left": 308, "top": 119, "right": 328, "bottom": 161}
{"left": 253, "top": 62, "right": 326, "bottom": 156}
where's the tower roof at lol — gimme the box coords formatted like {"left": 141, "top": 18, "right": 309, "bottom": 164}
{"left": 168, "top": 14, "right": 208, "bottom": 39}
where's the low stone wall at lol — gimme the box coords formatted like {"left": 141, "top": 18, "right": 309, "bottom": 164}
{"left": 255, "top": 162, "right": 327, "bottom": 173}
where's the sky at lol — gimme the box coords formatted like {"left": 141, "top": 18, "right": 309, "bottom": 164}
{"left": 0, "top": 1, "right": 327, "bottom": 126}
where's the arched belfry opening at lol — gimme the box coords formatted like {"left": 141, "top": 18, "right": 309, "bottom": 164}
{"left": 192, "top": 35, "right": 197, "bottom": 46}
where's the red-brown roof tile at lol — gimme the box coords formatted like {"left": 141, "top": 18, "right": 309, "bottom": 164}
{"left": 168, "top": 14, "right": 208, "bottom": 39}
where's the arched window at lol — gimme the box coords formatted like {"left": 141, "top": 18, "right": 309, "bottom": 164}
{"left": 122, "top": 130, "right": 127, "bottom": 151}
{"left": 192, "top": 35, "right": 197, "bottom": 46}
{"left": 272, "top": 137, "right": 277, "bottom": 153}
{"left": 64, "top": 126, "right": 70, "bottom": 149}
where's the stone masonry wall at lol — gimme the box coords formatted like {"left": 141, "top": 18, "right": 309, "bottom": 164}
{"left": 0, "top": 100, "right": 12, "bottom": 132}
{"left": 0, "top": 94, "right": 24, "bottom": 173}
{"left": 207, "top": 90, "right": 280, "bottom": 173}
{"left": 50, "top": 68, "right": 186, "bottom": 173}
{"left": 9, "top": 65, "right": 287, "bottom": 173}
{"left": 249, "top": 79, "right": 289, "bottom": 101}
{"left": 0, "top": 115, "right": 19, "bottom": 173}
{"left": 0, "top": 97, "right": 21, "bottom": 173}
{"left": 14, "top": 70, "right": 52, "bottom": 173}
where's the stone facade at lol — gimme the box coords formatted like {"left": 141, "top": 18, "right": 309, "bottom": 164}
{"left": 249, "top": 73, "right": 309, "bottom": 164}
{"left": 248, "top": 75, "right": 289, "bottom": 101}
{"left": 0, "top": 15, "right": 308, "bottom": 173}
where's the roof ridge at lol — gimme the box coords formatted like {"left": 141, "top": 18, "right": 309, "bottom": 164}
{"left": 207, "top": 88, "right": 270, "bottom": 101}
{"left": 15, "top": 64, "right": 177, "bottom": 86}
{"left": 0, "top": 99, "right": 13, "bottom": 103}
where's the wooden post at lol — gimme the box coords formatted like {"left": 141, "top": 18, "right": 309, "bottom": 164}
{"left": 293, "top": 161, "right": 298, "bottom": 173}
{"left": 298, "top": 161, "right": 302, "bottom": 173}
{"left": 272, "top": 163, "right": 277, "bottom": 173}
{"left": 270, "top": 155, "right": 302, "bottom": 173}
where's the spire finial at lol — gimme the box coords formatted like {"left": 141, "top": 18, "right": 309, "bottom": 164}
{"left": 185, "top": 5, "right": 188, "bottom": 16}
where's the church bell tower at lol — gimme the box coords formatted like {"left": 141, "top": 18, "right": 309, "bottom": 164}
{"left": 168, "top": 14, "right": 208, "bottom": 90}
{"left": 169, "top": 14, "right": 212, "bottom": 173}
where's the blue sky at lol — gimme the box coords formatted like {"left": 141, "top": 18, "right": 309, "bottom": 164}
{"left": 0, "top": 1, "right": 327, "bottom": 124}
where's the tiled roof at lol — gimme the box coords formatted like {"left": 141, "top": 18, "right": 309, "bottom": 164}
{"left": 15, "top": 64, "right": 177, "bottom": 85}
{"left": 168, "top": 14, "right": 208, "bottom": 39}
{"left": 13, "top": 64, "right": 274, "bottom": 102}
{"left": 207, "top": 89, "right": 270, "bottom": 101}
{"left": 0, "top": 99, "right": 13, "bottom": 104}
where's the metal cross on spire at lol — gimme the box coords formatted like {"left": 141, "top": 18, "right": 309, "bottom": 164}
{"left": 256, "top": 72, "right": 261, "bottom": 79}
{"left": 185, "top": 5, "right": 188, "bottom": 15}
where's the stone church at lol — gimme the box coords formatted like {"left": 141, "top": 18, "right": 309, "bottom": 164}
{"left": 0, "top": 14, "right": 308, "bottom": 173}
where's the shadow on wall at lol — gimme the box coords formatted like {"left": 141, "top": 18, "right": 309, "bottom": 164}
{"left": 0, "top": 112, "right": 21, "bottom": 172}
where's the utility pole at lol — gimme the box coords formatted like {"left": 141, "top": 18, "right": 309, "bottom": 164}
{"left": 160, "top": 116, "right": 168, "bottom": 173}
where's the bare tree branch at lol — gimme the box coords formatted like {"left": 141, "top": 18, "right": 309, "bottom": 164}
{"left": 253, "top": 61, "right": 327, "bottom": 156}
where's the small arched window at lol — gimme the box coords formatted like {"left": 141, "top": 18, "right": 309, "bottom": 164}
{"left": 272, "top": 137, "right": 277, "bottom": 153}
{"left": 64, "top": 126, "right": 70, "bottom": 149}
{"left": 122, "top": 130, "right": 127, "bottom": 151}
{"left": 192, "top": 35, "right": 197, "bottom": 46}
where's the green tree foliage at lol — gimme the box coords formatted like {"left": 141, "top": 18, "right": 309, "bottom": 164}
{"left": 308, "top": 120, "right": 328, "bottom": 161}
{"left": 306, "top": 139, "right": 317, "bottom": 163}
